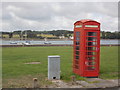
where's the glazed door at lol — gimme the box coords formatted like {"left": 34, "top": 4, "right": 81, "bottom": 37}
{"left": 84, "top": 31, "right": 100, "bottom": 75}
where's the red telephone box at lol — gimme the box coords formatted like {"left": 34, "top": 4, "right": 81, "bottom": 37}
{"left": 73, "top": 19, "right": 100, "bottom": 77}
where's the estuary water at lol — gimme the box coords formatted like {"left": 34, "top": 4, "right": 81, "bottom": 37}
{"left": 1, "top": 39, "right": 119, "bottom": 45}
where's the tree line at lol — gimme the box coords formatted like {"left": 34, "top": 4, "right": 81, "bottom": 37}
{"left": 101, "top": 31, "right": 120, "bottom": 39}
{"left": 1, "top": 30, "right": 120, "bottom": 39}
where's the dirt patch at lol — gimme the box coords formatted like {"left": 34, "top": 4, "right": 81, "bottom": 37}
{"left": 51, "top": 80, "right": 83, "bottom": 88}
{"left": 2, "top": 74, "right": 52, "bottom": 88}
{"left": 24, "top": 62, "right": 41, "bottom": 64}
{"left": 2, "top": 76, "right": 119, "bottom": 88}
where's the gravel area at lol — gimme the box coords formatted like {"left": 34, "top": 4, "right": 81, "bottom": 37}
{"left": 49, "top": 78, "right": 119, "bottom": 88}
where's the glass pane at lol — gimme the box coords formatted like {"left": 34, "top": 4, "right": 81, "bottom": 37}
{"left": 87, "top": 47, "right": 96, "bottom": 51}
{"left": 75, "top": 65, "right": 79, "bottom": 69}
{"left": 87, "top": 52, "right": 96, "bottom": 55}
{"left": 87, "top": 37, "right": 96, "bottom": 41}
{"left": 76, "top": 32, "right": 80, "bottom": 40}
{"left": 88, "top": 62, "right": 95, "bottom": 65}
{"left": 76, "top": 46, "right": 79, "bottom": 50}
{"left": 87, "top": 52, "right": 92, "bottom": 55}
{"left": 92, "top": 52, "right": 96, "bottom": 55}
{"left": 87, "top": 42, "right": 97, "bottom": 46}
{"left": 87, "top": 66, "right": 95, "bottom": 70}
{"left": 86, "top": 57, "right": 96, "bottom": 60}
{"left": 87, "top": 32, "right": 97, "bottom": 36}
{"left": 76, "top": 51, "right": 79, "bottom": 55}
{"left": 75, "top": 60, "right": 79, "bottom": 64}
{"left": 76, "top": 32, "right": 80, "bottom": 36}
{"left": 92, "top": 57, "right": 96, "bottom": 60}
{"left": 76, "top": 56, "right": 79, "bottom": 59}
{"left": 76, "top": 37, "right": 79, "bottom": 40}
{"left": 76, "top": 41, "right": 80, "bottom": 45}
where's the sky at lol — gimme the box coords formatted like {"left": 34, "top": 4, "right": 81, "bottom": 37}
{"left": 1, "top": 1, "right": 118, "bottom": 32}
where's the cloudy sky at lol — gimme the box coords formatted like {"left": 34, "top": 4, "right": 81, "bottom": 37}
{"left": 1, "top": 2, "right": 118, "bottom": 32}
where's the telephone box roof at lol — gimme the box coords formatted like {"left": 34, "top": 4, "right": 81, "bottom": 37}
{"left": 74, "top": 19, "right": 100, "bottom": 25}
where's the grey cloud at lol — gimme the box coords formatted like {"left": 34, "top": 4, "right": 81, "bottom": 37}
{"left": 1, "top": 2, "right": 118, "bottom": 31}
{"left": 2, "top": 3, "right": 53, "bottom": 21}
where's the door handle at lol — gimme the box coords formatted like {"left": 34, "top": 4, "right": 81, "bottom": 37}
{"left": 97, "top": 48, "right": 99, "bottom": 51}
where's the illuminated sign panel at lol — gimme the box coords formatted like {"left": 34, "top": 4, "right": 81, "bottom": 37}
{"left": 75, "top": 25, "right": 82, "bottom": 28}
{"left": 85, "top": 25, "right": 98, "bottom": 28}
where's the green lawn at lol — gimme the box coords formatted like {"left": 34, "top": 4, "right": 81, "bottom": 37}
{"left": 2, "top": 46, "right": 119, "bottom": 87}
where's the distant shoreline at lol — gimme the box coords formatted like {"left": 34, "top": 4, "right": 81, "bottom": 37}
{"left": 1, "top": 38, "right": 119, "bottom": 41}
{"left": 1, "top": 38, "right": 71, "bottom": 41}
{"left": 1, "top": 44, "right": 120, "bottom": 47}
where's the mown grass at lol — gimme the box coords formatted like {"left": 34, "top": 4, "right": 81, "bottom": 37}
{"left": 2, "top": 46, "right": 73, "bottom": 79}
{"left": 2, "top": 46, "right": 119, "bottom": 87}
{"left": 100, "top": 46, "right": 119, "bottom": 79}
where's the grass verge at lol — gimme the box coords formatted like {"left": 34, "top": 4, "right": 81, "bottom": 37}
{"left": 2, "top": 46, "right": 119, "bottom": 87}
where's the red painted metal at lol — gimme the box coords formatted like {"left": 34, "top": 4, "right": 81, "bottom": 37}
{"left": 73, "top": 19, "right": 100, "bottom": 77}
